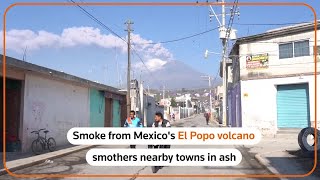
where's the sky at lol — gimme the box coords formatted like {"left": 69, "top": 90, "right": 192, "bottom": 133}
{"left": 0, "top": 0, "right": 319, "bottom": 90}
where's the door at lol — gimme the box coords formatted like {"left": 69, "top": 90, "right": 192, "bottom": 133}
{"left": 104, "top": 98, "right": 112, "bottom": 127}
{"left": 277, "top": 83, "right": 310, "bottom": 128}
{"left": 112, "top": 100, "right": 121, "bottom": 127}
{"left": 0, "top": 78, "right": 22, "bottom": 152}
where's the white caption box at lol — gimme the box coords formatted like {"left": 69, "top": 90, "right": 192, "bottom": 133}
{"left": 67, "top": 127, "right": 261, "bottom": 145}
{"left": 86, "top": 148, "right": 242, "bottom": 166}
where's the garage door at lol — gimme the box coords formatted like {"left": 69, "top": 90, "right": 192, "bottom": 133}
{"left": 277, "top": 83, "right": 310, "bottom": 128}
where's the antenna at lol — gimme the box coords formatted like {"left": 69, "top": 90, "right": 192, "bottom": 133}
{"left": 22, "top": 46, "right": 28, "bottom": 61}
{"left": 115, "top": 44, "right": 121, "bottom": 88}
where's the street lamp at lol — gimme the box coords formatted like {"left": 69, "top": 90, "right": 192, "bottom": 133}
{"left": 204, "top": 49, "right": 221, "bottom": 59}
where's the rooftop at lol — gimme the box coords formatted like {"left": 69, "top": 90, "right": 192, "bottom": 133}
{"left": 229, "top": 20, "right": 320, "bottom": 57}
{"left": 235, "top": 20, "right": 320, "bottom": 44}
{"left": 1, "top": 54, "right": 125, "bottom": 96}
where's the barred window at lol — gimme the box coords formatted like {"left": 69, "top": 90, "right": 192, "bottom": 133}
{"left": 279, "top": 43, "right": 293, "bottom": 59}
{"left": 279, "top": 40, "right": 310, "bottom": 59}
{"left": 294, "top": 40, "right": 309, "bottom": 57}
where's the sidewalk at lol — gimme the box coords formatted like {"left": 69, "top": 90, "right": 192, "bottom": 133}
{"left": 0, "top": 145, "right": 94, "bottom": 175}
{"left": 0, "top": 144, "right": 75, "bottom": 168}
{"left": 243, "top": 135, "right": 320, "bottom": 179}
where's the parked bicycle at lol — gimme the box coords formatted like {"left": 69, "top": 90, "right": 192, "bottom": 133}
{"left": 31, "top": 128, "right": 56, "bottom": 155}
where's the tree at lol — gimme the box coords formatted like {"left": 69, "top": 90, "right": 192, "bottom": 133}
{"left": 171, "top": 97, "right": 177, "bottom": 107}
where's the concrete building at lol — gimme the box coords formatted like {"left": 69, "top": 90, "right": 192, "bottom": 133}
{"left": 1, "top": 55, "right": 126, "bottom": 152}
{"left": 229, "top": 21, "right": 320, "bottom": 135}
{"left": 175, "top": 94, "right": 194, "bottom": 119}
{"left": 143, "top": 94, "right": 165, "bottom": 127}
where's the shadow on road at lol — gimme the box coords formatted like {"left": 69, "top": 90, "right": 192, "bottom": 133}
{"left": 285, "top": 149, "right": 320, "bottom": 177}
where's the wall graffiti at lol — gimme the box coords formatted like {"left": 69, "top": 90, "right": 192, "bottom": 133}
{"left": 31, "top": 101, "right": 46, "bottom": 122}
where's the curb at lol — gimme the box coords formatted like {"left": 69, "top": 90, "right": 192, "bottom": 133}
{"left": 254, "top": 153, "right": 288, "bottom": 180}
{"left": 0, "top": 145, "right": 95, "bottom": 175}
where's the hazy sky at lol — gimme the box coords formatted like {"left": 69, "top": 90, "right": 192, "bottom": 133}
{"left": 0, "top": 0, "right": 318, "bottom": 89}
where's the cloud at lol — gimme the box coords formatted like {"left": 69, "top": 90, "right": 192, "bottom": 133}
{"left": 0, "top": 26, "right": 173, "bottom": 61}
{"left": 134, "top": 58, "right": 168, "bottom": 72}
{"left": 131, "top": 34, "right": 173, "bottom": 60}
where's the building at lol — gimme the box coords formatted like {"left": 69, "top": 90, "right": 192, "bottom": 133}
{"left": 174, "top": 94, "right": 194, "bottom": 119}
{"left": 213, "top": 85, "right": 223, "bottom": 124}
{"left": 229, "top": 20, "right": 320, "bottom": 135}
{"left": 1, "top": 55, "right": 126, "bottom": 152}
{"left": 144, "top": 94, "right": 164, "bottom": 127}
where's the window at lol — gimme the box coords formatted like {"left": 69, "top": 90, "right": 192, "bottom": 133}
{"left": 279, "top": 40, "right": 310, "bottom": 59}
{"left": 294, "top": 40, "right": 309, "bottom": 57}
{"left": 279, "top": 43, "right": 293, "bottom": 59}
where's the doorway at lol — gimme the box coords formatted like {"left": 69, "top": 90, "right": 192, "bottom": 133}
{"left": 104, "top": 98, "right": 112, "bottom": 127}
{"left": 0, "top": 77, "right": 23, "bottom": 152}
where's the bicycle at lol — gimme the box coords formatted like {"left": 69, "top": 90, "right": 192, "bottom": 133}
{"left": 31, "top": 129, "right": 56, "bottom": 155}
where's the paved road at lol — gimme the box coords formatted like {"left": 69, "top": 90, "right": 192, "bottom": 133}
{"left": 1, "top": 114, "right": 278, "bottom": 180}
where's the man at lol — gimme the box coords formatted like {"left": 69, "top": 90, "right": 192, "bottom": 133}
{"left": 152, "top": 111, "right": 171, "bottom": 128}
{"left": 150, "top": 112, "right": 171, "bottom": 170}
{"left": 123, "top": 110, "right": 143, "bottom": 148}
{"left": 151, "top": 112, "right": 171, "bottom": 149}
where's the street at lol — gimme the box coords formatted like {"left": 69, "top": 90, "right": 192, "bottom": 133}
{"left": 1, "top": 2, "right": 319, "bottom": 180}
{"left": 1, "top": 114, "right": 277, "bottom": 180}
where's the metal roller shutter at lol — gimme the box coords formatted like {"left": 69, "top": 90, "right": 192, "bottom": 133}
{"left": 276, "top": 83, "right": 310, "bottom": 128}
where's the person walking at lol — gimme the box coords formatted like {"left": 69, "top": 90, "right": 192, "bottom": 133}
{"left": 123, "top": 110, "right": 143, "bottom": 148}
{"left": 150, "top": 112, "right": 171, "bottom": 171}
{"left": 204, "top": 112, "right": 210, "bottom": 125}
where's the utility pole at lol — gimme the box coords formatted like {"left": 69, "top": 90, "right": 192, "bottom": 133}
{"left": 22, "top": 46, "right": 28, "bottom": 62}
{"left": 208, "top": 0, "right": 239, "bottom": 126}
{"left": 115, "top": 45, "right": 121, "bottom": 88}
{"left": 221, "top": 0, "right": 227, "bottom": 127}
{"left": 125, "top": 20, "right": 133, "bottom": 116}
{"left": 201, "top": 75, "right": 213, "bottom": 118}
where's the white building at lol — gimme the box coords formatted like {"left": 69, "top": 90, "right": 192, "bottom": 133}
{"left": 229, "top": 21, "right": 320, "bottom": 135}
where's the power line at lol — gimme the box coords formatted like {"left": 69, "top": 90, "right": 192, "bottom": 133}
{"left": 76, "top": 0, "right": 124, "bottom": 32}
{"left": 68, "top": 0, "right": 126, "bottom": 42}
{"left": 68, "top": 0, "right": 161, "bottom": 86}
{"left": 133, "top": 21, "right": 314, "bottom": 45}
{"left": 134, "top": 27, "right": 220, "bottom": 45}
{"left": 131, "top": 48, "right": 164, "bottom": 85}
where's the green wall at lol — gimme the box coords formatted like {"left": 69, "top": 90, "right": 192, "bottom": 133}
{"left": 112, "top": 100, "right": 121, "bottom": 127}
{"left": 90, "top": 89, "right": 105, "bottom": 127}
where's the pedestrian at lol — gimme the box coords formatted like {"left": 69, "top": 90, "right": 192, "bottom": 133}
{"left": 152, "top": 111, "right": 171, "bottom": 129}
{"left": 170, "top": 112, "right": 174, "bottom": 121}
{"left": 204, "top": 112, "right": 210, "bottom": 125}
{"left": 150, "top": 111, "right": 171, "bottom": 170}
{"left": 152, "top": 112, "right": 171, "bottom": 149}
{"left": 123, "top": 110, "right": 143, "bottom": 148}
